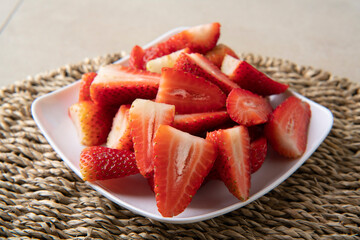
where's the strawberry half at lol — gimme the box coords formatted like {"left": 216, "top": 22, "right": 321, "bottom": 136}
{"left": 249, "top": 136, "right": 267, "bottom": 173}
{"left": 80, "top": 146, "right": 139, "bottom": 182}
{"left": 205, "top": 43, "right": 239, "bottom": 68}
{"left": 221, "top": 54, "right": 288, "bottom": 96}
{"left": 90, "top": 64, "right": 160, "bottom": 107}
{"left": 207, "top": 126, "right": 251, "bottom": 201}
{"left": 146, "top": 48, "right": 191, "bottom": 74}
{"left": 79, "top": 72, "right": 97, "bottom": 101}
{"left": 155, "top": 68, "right": 226, "bottom": 114}
{"left": 107, "top": 104, "right": 133, "bottom": 151}
{"left": 68, "top": 101, "right": 116, "bottom": 146}
{"left": 174, "top": 52, "right": 239, "bottom": 94}
{"left": 153, "top": 125, "right": 217, "bottom": 217}
{"left": 226, "top": 88, "right": 273, "bottom": 126}
{"left": 173, "top": 110, "right": 230, "bottom": 135}
{"left": 129, "top": 45, "right": 145, "bottom": 70}
{"left": 143, "top": 22, "right": 221, "bottom": 64}
{"left": 129, "top": 99, "right": 175, "bottom": 178}
{"left": 265, "top": 96, "right": 311, "bottom": 158}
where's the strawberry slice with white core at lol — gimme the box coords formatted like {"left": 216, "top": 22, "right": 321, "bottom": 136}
{"left": 174, "top": 53, "right": 239, "bottom": 94}
{"left": 226, "top": 88, "right": 273, "bottom": 126}
{"left": 129, "top": 99, "right": 175, "bottom": 177}
{"left": 265, "top": 96, "right": 311, "bottom": 158}
{"left": 146, "top": 48, "right": 191, "bottom": 74}
{"left": 155, "top": 67, "right": 226, "bottom": 114}
{"left": 221, "top": 54, "right": 288, "bottom": 96}
{"left": 207, "top": 126, "right": 251, "bottom": 201}
{"left": 153, "top": 124, "right": 217, "bottom": 217}
{"left": 90, "top": 64, "right": 160, "bottom": 107}
{"left": 106, "top": 104, "right": 133, "bottom": 151}
{"left": 173, "top": 110, "right": 230, "bottom": 135}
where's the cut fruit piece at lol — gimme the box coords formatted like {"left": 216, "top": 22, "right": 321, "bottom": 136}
{"left": 226, "top": 88, "right": 273, "bottom": 126}
{"left": 129, "top": 45, "right": 145, "bottom": 70}
{"left": 107, "top": 104, "right": 133, "bottom": 151}
{"left": 143, "top": 22, "right": 221, "bottom": 63}
{"left": 129, "top": 99, "right": 175, "bottom": 177}
{"left": 249, "top": 136, "right": 267, "bottom": 174}
{"left": 207, "top": 126, "right": 251, "bottom": 201}
{"left": 79, "top": 72, "right": 97, "bottom": 101}
{"left": 153, "top": 124, "right": 217, "bottom": 217}
{"left": 80, "top": 146, "right": 139, "bottom": 182}
{"left": 155, "top": 68, "right": 226, "bottom": 114}
{"left": 221, "top": 54, "right": 289, "bottom": 96}
{"left": 205, "top": 43, "right": 239, "bottom": 68}
{"left": 265, "top": 96, "right": 311, "bottom": 158}
{"left": 146, "top": 48, "right": 191, "bottom": 74}
{"left": 173, "top": 110, "right": 230, "bottom": 135}
{"left": 174, "top": 52, "right": 239, "bottom": 94}
{"left": 68, "top": 101, "right": 116, "bottom": 146}
{"left": 90, "top": 64, "right": 160, "bottom": 107}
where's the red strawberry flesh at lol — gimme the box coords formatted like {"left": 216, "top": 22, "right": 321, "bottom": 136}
{"left": 226, "top": 88, "right": 273, "bottom": 126}
{"left": 68, "top": 101, "right": 116, "bottom": 146}
{"left": 173, "top": 110, "right": 230, "bottom": 135}
{"left": 156, "top": 68, "right": 226, "bottom": 114}
{"left": 221, "top": 55, "right": 288, "bottom": 96}
{"left": 174, "top": 52, "right": 239, "bottom": 94}
{"left": 79, "top": 72, "right": 97, "bottom": 101}
{"left": 90, "top": 64, "right": 160, "bottom": 107}
{"left": 209, "top": 126, "right": 251, "bottom": 201}
{"left": 153, "top": 125, "right": 217, "bottom": 217}
{"left": 249, "top": 137, "right": 267, "bottom": 173}
{"left": 129, "top": 99, "right": 175, "bottom": 178}
{"left": 265, "top": 96, "right": 311, "bottom": 158}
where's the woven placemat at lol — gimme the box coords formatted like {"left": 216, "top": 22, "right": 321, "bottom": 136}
{"left": 0, "top": 52, "right": 359, "bottom": 240}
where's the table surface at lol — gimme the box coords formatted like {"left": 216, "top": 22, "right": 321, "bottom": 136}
{"left": 0, "top": 0, "right": 359, "bottom": 87}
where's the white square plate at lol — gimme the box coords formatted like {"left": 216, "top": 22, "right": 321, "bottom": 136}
{"left": 31, "top": 27, "right": 333, "bottom": 224}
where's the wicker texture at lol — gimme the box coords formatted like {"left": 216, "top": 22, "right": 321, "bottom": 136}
{"left": 0, "top": 52, "right": 359, "bottom": 239}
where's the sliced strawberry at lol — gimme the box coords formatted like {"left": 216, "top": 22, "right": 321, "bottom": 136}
{"left": 143, "top": 22, "right": 220, "bottom": 63}
{"left": 207, "top": 126, "right": 251, "bottom": 201}
{"left": 249, "top": 137, "right": 267, "bottom": 173}
{"left": 156, "top": 68, "right": 226, "bottom": 114}
{"left": 265, "top": 96, "right": 311, "bottom": 158}
{"left": 107, "top": 104, "right": 133, "bottom": 151}
{"left": 153, "top": 125, "right": 217, "bottom": 217}
{"left": 129, "top": 45, "right": 145, "bottom": 70}
{"left": 90, "top": 64, "right": 160, "bottom": 107}
{"left": 79, "top": 146, "right": 139, "bottom": 182}
{"left": 226, "top": 88, "right": 273, "bottom": 126}
{"left": 174, "top": 52, "right": 239, "bottom": 94}
{"left": 173, "top": 110, "right": 230, "bottom": 135}
{"left": 68, "top": 101, "right": 116, "bottom": 146}
{"left": 129, "top": 99, "right": 175, "bottom": 178}
{"left": 205, "top": 130, "right": 222, "bottom": 182}
{"left": 221, "top": 54, "right": 288, "bottom": 96}
{"left": 146, "top": 48, "right": 191, "bottom": 74}
{"left": 205, "top": 43, "right": 239, "bottom": 68}
{"left": 79, "top": 72, "right": 97, "bottom": 101}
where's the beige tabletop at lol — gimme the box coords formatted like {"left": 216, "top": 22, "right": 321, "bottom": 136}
{"left": 0, "top": 0, "right": 359, "bottom": 87}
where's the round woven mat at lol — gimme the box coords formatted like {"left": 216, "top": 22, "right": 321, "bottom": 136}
{"left": 0, "top": 52, "right": 359, "bottom": 240}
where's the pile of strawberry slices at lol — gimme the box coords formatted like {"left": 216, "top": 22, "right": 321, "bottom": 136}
{"left": 68, "top": 22, "right": 311, "bottom": 217}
